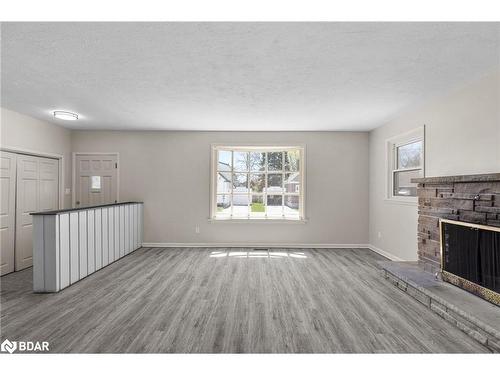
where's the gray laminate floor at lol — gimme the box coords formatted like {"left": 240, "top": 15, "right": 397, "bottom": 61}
{"left": 0, "top": 247, "right": 489, "bottom": 353}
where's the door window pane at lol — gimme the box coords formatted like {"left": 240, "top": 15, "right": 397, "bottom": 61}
{"left": 218, "top": 150, "right": 232, "bottom": 171}
{"left": 91, "top": 175, "right": 101, "bottom": 190}
{"left": 234, "top": 152, "right": 249, "bottom": 172}
{"left": 393, "top": 169, "right": 421, "bottom": 196}
{"left": 249, "top": 173, "right": 265, "bottom": 193}
{"left": 267, "top": 152, "right": 283, "bottom": 171}
{"left": 397, "top": 141, "right": 422, "bottom": 169}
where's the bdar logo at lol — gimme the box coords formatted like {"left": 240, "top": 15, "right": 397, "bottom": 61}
{"left": 1, "top": 339, "right": 17, "bottom": 354}
{"left": 0, "top": 339, "right": 49, "bottom": 353}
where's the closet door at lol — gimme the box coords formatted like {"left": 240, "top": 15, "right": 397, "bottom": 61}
{"left": 15, "top": 155, "right": 59, "bottom": 271}
{"left": 38, "top": 158, "right": 59, "bottom": 213}
{"left": 15, "top": 155, "right": 39, "bottom": 270}
{"left": 0, "top": 151, "right": 17, "bottom": 276}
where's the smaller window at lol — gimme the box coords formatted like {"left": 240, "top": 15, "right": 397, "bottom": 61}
{"left": 91, "top": 175, "right": 101, "bottom": 191}
{"left": 387, "top": 128, "right": 424, "bottom": 200}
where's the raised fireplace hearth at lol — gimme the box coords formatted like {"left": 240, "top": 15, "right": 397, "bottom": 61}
{"left": 413, "top": 173, "right": 500, "bottom": 304}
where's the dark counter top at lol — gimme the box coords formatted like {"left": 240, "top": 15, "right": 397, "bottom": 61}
{"left": 412, "top": 173, "right": 500, "bottom": 184}
{"left": 31, "top": 201, "right": 143, "bottom": 215}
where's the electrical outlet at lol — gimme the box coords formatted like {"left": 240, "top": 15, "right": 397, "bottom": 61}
{"left": 65, "top": 188, "right": 71, "bottom": 195}
{"left": 378, "top": 232, "right": 382, "bottom": 239}
{"left": 195, "top": 225, "right": 200, "bottom": 234}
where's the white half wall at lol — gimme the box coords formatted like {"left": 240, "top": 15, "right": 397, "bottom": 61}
{"left": 0, "top": 107, "right": 73, "bottom": 208}
{"left": 369, "top": 69, "right": 500, "bottom": 261}
{"left": 71, "top": 131, "right": 369, "bottom": 245}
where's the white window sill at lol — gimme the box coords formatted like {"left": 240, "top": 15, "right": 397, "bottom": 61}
{"left": 384, "top": 197, "right": 418, "bottom": 206}
{"left": 208, "top": 217, "right": 308, "bottom": 224}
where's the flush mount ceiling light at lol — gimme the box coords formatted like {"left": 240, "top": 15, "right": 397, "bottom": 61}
{"left": 53, "top": 110, "right": 78, "bottom": 121}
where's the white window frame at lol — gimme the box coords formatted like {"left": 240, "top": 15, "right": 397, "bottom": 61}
{"left": 385, "top": 126, "right": 425, "bottom": 204}
{"left": 210, "top": 144, "right": 306, "bottom": 222}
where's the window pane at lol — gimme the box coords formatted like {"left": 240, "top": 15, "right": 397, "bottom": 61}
{"left": 91, "top": 176, "right": 101, "bottom": 190}
{"left": 217, "top": 172, "right": 231, "bottom": 194}
{"left": 218, "top": 150, "right": 232, "bottom": 171}
{"left": 284, "top": 172, "right": 300, "bottom": 194}
{"left": 249, "top": 152, "right": 266, "bottom": 171}
{"left": 267, "top": 152, "right": 283, "bottom": 171}
{"left": 234, "top": 151, "right": 249, "bottom": 171}
{"left": 394, "top": 169, "right": 421, "bottom": 196}
{"left": 214, "top": 147, "right": 303, "bottom": 220}
{"left": 266, "top": 195, "right": 283, "bottom": 217}
{"left": 216, "top": 194, "right": 231, "bottom": 215}
{"left": 249, "top": 173, "right": 265, "bottom": 193}
{"left": 232, "top": 195, "right": 249, "bottom": 217}
{"left": 233, "top": 173, "right": 248, "bottom": 194}
{"left": 397, "top": 141, "right": 422, "bottom": 169}
{"left": 284, "top": 195, "right": 299, "bottom": 217}
{"left": 251, "top": 195, "right": 265, "bottom": 216}
{"left": 267, "top": 173, "right": 283, "bottom": 193}
{"left": 285, "top": 150, "right": 300, "bottom": 171}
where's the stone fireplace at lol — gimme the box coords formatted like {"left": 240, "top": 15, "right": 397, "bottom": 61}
{"left": 413, "top": 173, "right": 500, "bottom": 305}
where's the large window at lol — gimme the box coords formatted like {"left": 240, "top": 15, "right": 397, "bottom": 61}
{"left": 387, "top": 127, "right": 424, "bottom": 200}
{"left": 211, "top": 146, "right": 304, "bottom": 220}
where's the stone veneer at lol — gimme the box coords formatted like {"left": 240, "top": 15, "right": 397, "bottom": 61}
{"left": 413, "top": 173, "right": 500, "bottom": 274}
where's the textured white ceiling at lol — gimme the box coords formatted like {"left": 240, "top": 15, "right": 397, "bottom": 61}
{"left": 1, "top": 22, "right": 499, "bottom": 131}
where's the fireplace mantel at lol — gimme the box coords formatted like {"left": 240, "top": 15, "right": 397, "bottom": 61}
{"left": 412, "top": 172, "right": 500, "bottom": 184}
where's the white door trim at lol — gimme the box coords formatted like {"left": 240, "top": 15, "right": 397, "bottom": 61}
{"left": 0, "top": 146, "right": 64, "bottom": 209}
{"left": 72, "top": 152, "right": 120, "bottom": 207}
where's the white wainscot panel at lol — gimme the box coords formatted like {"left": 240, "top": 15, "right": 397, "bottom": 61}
{"left": 69, "top": 212, "right": 79, "bottom": 284}
{"left": 102, "top": 207, "right": 109, "bottom": 267}
{"left": 59, "top": 213, "right": 70, "bottom": 289}
{"left": 95, "top": 209, "right": 102, "bottom": 271}
{"left": 32, "top": 203, "right": 144, "bottom": 292}
{"left": 87, "top": 209, "right": 95, "bottom": 274}
{"left": 114, "top": 206, "right": 120, "bottom": 260}
{"left": 79, "top": 211, "right": 88, "bottom": 279}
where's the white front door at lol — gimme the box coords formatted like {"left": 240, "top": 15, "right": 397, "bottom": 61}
{"left": 0, "top": 151, "right": 17, "bottom": 275}
{"left": 75, "top": 154, "right": 118, "bottom": 207}
{"left": 15, "top": 154, "right": 59, "bottom": 271}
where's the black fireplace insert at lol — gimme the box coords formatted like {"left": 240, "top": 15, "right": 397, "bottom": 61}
{"left": 440, "top": 219, "right": 500, "bottom": 306}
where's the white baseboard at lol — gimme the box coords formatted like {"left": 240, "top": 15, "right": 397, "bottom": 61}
{"left": 367, "top": 244, "right": 404, "bottom": 261}
{"left": 141, "top": 243, "right": 403, "bottom": 261}
{"left": 141, "top": 242, "right": 371, "bottom": 249}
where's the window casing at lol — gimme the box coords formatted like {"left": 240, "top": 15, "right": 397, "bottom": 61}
{"left": 387, "top": 128, "right": 424, "bottom": 201}
{"left": 211, "top": 145, "right": 305, "bottom": 220}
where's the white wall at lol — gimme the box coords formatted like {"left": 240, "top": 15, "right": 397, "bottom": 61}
{"left": 0, "top": 107, "right": 73, "bottom": 208}
{"left": 369, "top": 69, "right": 500, "bottom": 261}
{"left": 71, "top": 131, "right": 369, "bottom": 246}
{"left": 5, "top": 67, "right": 497, "bottom": 252}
